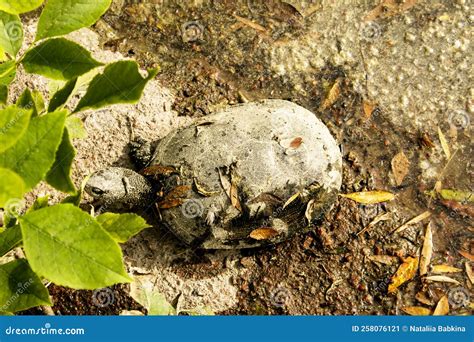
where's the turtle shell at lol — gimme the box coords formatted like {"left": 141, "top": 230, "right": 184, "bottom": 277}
{"left": 150, "top": 99, "right": 342, "bottom": 249}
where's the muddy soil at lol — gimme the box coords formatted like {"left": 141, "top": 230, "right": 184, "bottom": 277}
{"left": 20, "top": 0, "right": 473, "bottom": 315}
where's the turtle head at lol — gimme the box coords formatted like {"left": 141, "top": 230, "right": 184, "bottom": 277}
{"left": 85, "top": 167, "right": 154, "bottom": 210}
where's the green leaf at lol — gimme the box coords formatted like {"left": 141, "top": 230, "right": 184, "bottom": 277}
{"left": 0, "top": 84, "right": 8, "bottom": 105}
{"left": 45, "top": 128, "right": 76, "bottom": 194}
{"left": 36, "top": 0, "right": 111, "bottom": 40}
{"left": 48, "top": 78, "right": 77, "bottom": 112}
{"left": 0, "top": 105, "right": 32, "bottom": 153}
{"left": 0, "top": 0, "right": 43, "bottom": 15}
{"left": 0, "top": 60, "right": 16, "bottom": 85}
{"left": 0, "top": 259, "right": 51, "bottom": 313}
{"left": 65, "top": 116, "right": 87, "bottom": 139}
{"left": 16, "top": 89, "right": 45, "bottom": 117}
{"left": 0, "top": 225, "right": 22, "bottom": 256}
{"left": 130, "top": 279, "right": 176, "bottom": 315}
{"left": 61, "top": 175, "right": 89, "bottom": 206}
{"left": 19, "top": 204, "right": 132, "bottom": 289}
{"left": 0, "top": 11, "right": 23, "bottom": 57}
{"left": 0, "top": 109, "right": 66, "bottom": 190}
{"left": 75, "top": 61, "right": 158, "bottom": 112}
{"left": 22, "top": 38, "right": 103, "bottom": 81}
{"left": 96, "top": 213, "right": 150, "bottom": 243}
{"left": 0, "top": 168, "right": 25, "bottom": 207}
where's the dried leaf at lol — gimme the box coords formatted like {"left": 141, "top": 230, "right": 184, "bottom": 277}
{"left": 290, "top": 137, "right": 303, "bottom": 149}
{"left": 388, "top": 256, "right": 419, "bottom": 293}
{"left": 439, "top": 189, "right": 473, "bottom": 203}
{"left": 367, "top": 255, "right": 398, "bottom": 265}
{"left": 321, "top": 78, "right": 342, "bottom": 110}
{"left": 340, "top": 191, "right": 395, "bottom": 204}
{"left": 364, "top": 0, "right": 417, "bottom": 21}
{"left": 424, "top": 275, "right": 461, "bottom": 285}
{"left": 433, "top": 296, "right": 449, "bottom": 316}
{"left": 431, "top": 264, "right": 462, "bottom": 274}
{"left": 249, "top": 228, "right": 279, "bottom": 240}
{"left": 465, "top": 262, "right": 473, "bottom": 285}
{"left": 283, "top": 192, "right": 300, "bottom": 209}
{"left": 193, "top": 178, "right": 219, "bottom": 197}
{"left": 230, "top": 183, "right": 242, "bottom": 212}
{"left": 391, "top": 151, "right": 410, "bottom": 186}
{"left": 437, "top": 127, "right": 451, "bottom": 159}
{"left": 402, "top": 306, "right": 431, "bottom": 316}
{"left": 393, "top": 211, "right": 431, "bottom": 234}
{"left": 141, "top": 165, "right": 177, "bottom": 177}
{"left": 459, "top": 250, "right": 474, "bottom": 262}
{"left": 233, "top": 15, "right": 269, "bottom": 35}
{"left": 157, "top": 198, "right": 183, "bottom": 209}
{"left": 419, "top": 223, "right": 432, "bottom": 276}
{"left": 157, "top": 185, "right": 191, "bottom": 209}
{"left": 415, "top": 291, "right": 434, "bottom": 306}
{"left": 362, "top": 100, "right": 375, "bottom": 119}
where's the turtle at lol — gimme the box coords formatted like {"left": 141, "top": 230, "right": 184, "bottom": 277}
{"left": 85, "top": 99, "right": 342, "bottom": 249}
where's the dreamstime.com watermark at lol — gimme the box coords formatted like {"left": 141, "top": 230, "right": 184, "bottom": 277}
{"left": 4, "top": 323, "right": 85, "bottom": 336}
{"left": 0, "top": 278, "right": 34, "bottom": 312}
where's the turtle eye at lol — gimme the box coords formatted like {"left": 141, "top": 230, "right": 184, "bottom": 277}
{"left": 91, "top": 187, "right": 105, "bottom": 196}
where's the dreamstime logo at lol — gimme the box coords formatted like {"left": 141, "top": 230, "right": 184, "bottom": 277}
{"left": 4, "top": 21, "right": 22, "bottom": 42}
{"left": 0, "top": 279, "right": 33, "bottom": 312}
{"left": 269, "top": 286, "right": 291, "bottom": 308}
{"left": 448, "top": 287, "right": 470, "bottom": 308}
{"left": 181, "top": 21, "right": 204, "bottom": 43}
{"left": 181, "top": 199, "right": 204, "bottom": 218}
{"left": 92, "top": 288, "right": 114, "bottom": 308}
{"left": 360, "top": 22, "right": 382, "bottom": 41}
{"left": 448, "top": 110, "right": 470, "bottom": 130}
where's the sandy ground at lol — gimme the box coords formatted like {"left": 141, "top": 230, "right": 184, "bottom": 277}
{"left": 10, "top": 0, "right": 473, "bottom": 315}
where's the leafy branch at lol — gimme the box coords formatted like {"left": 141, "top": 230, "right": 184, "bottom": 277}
{"left": 0, "top": 0, "right": 155, "bottom": 314}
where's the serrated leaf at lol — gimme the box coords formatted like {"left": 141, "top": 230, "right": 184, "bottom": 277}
{"left": 16, "top": 89, "right": 45, "bottom": 117}
{"left": 0, "top": 224, "right": 21, "bottom": 256}
{"left": 0, "top": 0, "right": 43, "bottom": 15}
{"left": 0, "top": 110, "right": 66, "bottom": 190}
{"left": 0, "top": 11, "right": 23, "bottom": 57}
{"left": 0, "top": 105, "right": 32, "bottom": 153}
{"left": 74, "top": 61, "right": 158, "bottom": 112}
{"left": 45, "top": 128, "right": 76, "bottom": 194}
{"left": 48, "top": 78, "right": 77, "bottom": 112}
{"left": 22, "top": 38, "right": 103, "bottom": 81}
{"left": 19, "top": 204, "right": 131, "bottom": 289}
{"left": 388, "top": 256, "right": 418, "bottom": 293}
{"left": 419, "top": 223, "right": 432, "bottom": 276}
{"left": 96, "top": 213, "right": 150, "bottom": 243}
{"left": 129, "top": 278, "right": 176, "bottom": 315}
{"left": 0, "top": 259, "right": 51, "bottom": 313}
{"left": 36, "top": 0, "right": 111, "bottom": 40}
{"left": 340, "top": 190, "right": 395, "bottom": 204}
{"left": 402, "top": 306, "right": 432, "bottom": 316}
{"left": 433, "top": 296, "right": 449, "bottom": 316}
{"left": 0, "top": 168, "right": 25, "bottom": 207}
{"left": 0, "top": 60, "right": 16, "bottom": 85}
